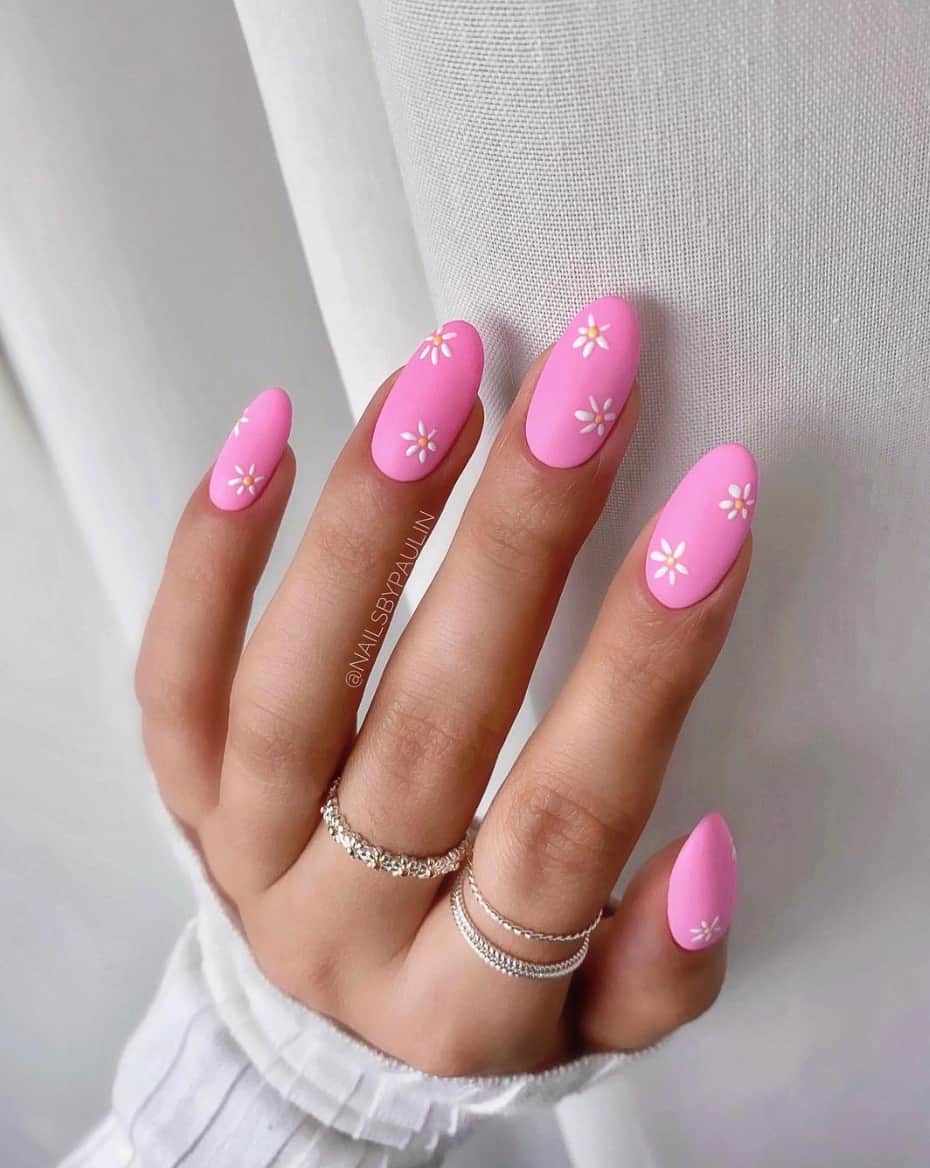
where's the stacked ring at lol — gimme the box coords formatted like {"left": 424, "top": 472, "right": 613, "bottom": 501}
{"left": 450, "top": 865, "right": 600, "bottom": 980}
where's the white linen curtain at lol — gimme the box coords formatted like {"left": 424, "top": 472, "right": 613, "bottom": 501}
{"left": 2, "top": 1, "right": 929, "bottom": 1164}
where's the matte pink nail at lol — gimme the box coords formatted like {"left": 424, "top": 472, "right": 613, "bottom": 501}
{"left": 646, "top": 443, "right": 758, "bottom": 610}
{"left": 208, "top": 386, "right": 292, "bottom": 511}
{"left": 667, "top": 812, "right": 739, "bottom": 951}
{"left": 371, "top": 321, "right": 483, "bottom": 482}
{"left": 525, "top": 295, "right": 640, "bottom": 469}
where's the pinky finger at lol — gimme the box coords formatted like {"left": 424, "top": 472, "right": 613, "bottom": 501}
{"left": 576, "top": 813, "right": 738, "bottom": 1052}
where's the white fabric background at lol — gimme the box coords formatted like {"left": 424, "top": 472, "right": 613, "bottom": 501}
{"left": 2, "top": 0, "right": 929, "bottom": 1164}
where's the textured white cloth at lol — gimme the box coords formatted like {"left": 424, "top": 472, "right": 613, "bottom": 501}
{"left": 60, "top": 822, "right": 637, "bottom": 1168}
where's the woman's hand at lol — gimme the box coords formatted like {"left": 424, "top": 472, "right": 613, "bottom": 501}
{"left": 135, "top": 297, "right": 755, "bottom": 1076}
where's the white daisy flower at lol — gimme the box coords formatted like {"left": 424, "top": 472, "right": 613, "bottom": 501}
{"left": 401, "top": 420, "right": 438, "bottom": 464}
{"left": 571, "top": 312, "right": 611, "bottom": 358}
{"left": 574, "top": 395, "right": 617, "bottom": 436}
{"left": 719, "top": 482, "right": 755, "bottom": 520}
{"left": 418, "top": 327, "right": 458, "bottom": 366}
{"left": 689, "top": 916, "right": 721, "bottom": 945}
{"left": 227, "top": 463, "right": 265, "bottom": 496}
{"left": 231, "top": 411, "right": 250, "bottom": 438}
{"left": 649, "top": 538, "right": 689, "bottom": 586}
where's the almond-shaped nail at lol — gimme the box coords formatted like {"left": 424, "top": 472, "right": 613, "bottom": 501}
{"left": 525, "top": 295, "right": 640, "bottom": 469}
{"left": 646, "top": 443, "right": 758, "bottom": 609}
{"left": 371, "top": 320, "right": 483, "bottom": 482}
{"left": 667, "top": 812, "right": 739, "bottom": 951}
{"left": 208, "top": 386, "right": 292, "bottom": 511}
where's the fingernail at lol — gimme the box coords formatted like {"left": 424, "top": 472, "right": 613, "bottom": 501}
{"left": 525, "top": 295, "right": 640, "bottom": 469}
{"left": 646, "top": 443, "right": 758, "bottom": 610}
{"left": 371, "top": 320, "right": 484, "bottom": 482}
{"left": 209, "top": 386, "right": 292, "bottom": 511}
{"left": 667, "top": 812, "right": 739, "bottom": 951}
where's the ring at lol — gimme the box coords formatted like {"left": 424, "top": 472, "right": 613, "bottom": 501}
{"left": 321, "top": 777, "right": 470, "bottom": 878}
{"left": 450, "top": 869, "right": 589, "bottom": 980}
{"left": 465, "top": 860, "right": 602, "bottom": 942}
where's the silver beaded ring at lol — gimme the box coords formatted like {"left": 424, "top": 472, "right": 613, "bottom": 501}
{"left": 320, "top": 777, "right": 470, "bottom": 878}
{"left": 465, "top": 861, "right": 603, "bottom": 943}
{"left": 450, "top": 869, "right": 590, "bottom": 980}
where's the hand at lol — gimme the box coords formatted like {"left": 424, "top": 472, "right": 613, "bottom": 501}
{"left": 136, "top": 298, "right": 754, "bottom": 1075}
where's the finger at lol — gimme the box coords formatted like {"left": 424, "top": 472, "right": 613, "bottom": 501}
{"left": 577, "top": 813, "right": 737, "bottom": 1051}
{"left": 291, "top": 297, "right": 641, "bottom": 946}
{"left": 208, "top": 323, "right": 484, "bottom": 895}
{"left": 474, "top": 443, "right": 757, "bottom": 942}
{"left": 136, "top": 387, "right": 294, "bottom": 826}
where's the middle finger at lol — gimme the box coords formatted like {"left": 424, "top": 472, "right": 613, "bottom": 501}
{"left": 291, "top": 296, "right": 641, "bottom": 942}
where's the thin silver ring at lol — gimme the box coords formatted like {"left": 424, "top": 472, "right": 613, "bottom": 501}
{"left": 450, "top": 869, "right": 589, "bottom": 979}
{"left": 465, "top": 861, "right": 603, "bottom": 942}
{"left": 321, "top": 777, "right": 469, "bottom": 878}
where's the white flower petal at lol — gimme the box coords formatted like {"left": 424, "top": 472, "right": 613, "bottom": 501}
{"left": 660, "top": 538, "right": 672, "bottom": 556}
{"left": 595, "top": 334, "right": 609, "bottom": 349}
{"left": 587, "top": 313, "right": 596, "bottom": 327}
{"left": 440, "top": 342, "right": 452, "bottom": 358}
{"left": 649, "top": 550, "right": 667, "bottom": 562}
{"left": 575, "top": 409, "right": 595, "bottom": 421}
{"left": 596, "top": 422, "right": 605, "bottom": 435}
{"left": 418, "top": 420, "right": 427, "bottom": 436}
{"left": 419, "top": 347, "right": 430, "bottom": 360}
{"left": 234, "top": 465, "right": 245, "bottom": 476}
{"left": 604, "top": 411, "right": 616, "bottom": 422}
{"left": 442, "top": 331, "right": 457, "bottom": 341}
{"left": 427, "top": 428, "right": 438, "bottom": 439}
{"left": 727, "top": 510, "right": 737, "bottom": 519}
{"left": 572, "top": 335, "right": 587, "bottom": 348}
{"left": 589, "top": 395, "right": 598, "bottom": 411}
{"left": 673, "top": 541, "right": 686, "bottom": 559}
{"left": 719, "top": 499, "right": 733, "bottom": 509}
{"left": 744, "top": 483, "right": 752, "bottom": 497}
{"left": 603, "top": 398, "right": 613, "bottom": 411}
{"left": 236, "top": 485, "right": 245, "bottom": 496}
{"left": 729, "top": 483, "right": 741, "bottom": 498}
{"left": 430, "top": 346, "right": 439, "bottom": 366}
{"left": 676, "top": 563, "right": 689, "bottom": 575}
{"left": 599, "top": 321, "right": 611, "bottom": 332}
{"left": 418, "top": 448, "right": 428, "bottom": 463}
{"left": 582, "top": 340, "right": 594, "bottom": 358}
{"left": 227, "top": 478, "right": 241, "bottom": 487}
{"left": 400, "top": 431, "right": 417, "bottom": 441}
{"left": 668, "top": 571, "right": 676, "bottom": 585}
{"left": 579, "top": 423, "right": 597, "bottom": 434}
{"left": 427, "top": 441, "right": 437, "bottom": 452}
{"left": 405, "top": 444, "right": 419, "bottom": 457}
{"left": 653, "top": 565, "right": 668, "bottom": 579}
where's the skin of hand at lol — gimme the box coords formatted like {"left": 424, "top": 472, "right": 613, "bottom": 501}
{"left": 136, "top": 303, "right": 751, "bottom": 1076}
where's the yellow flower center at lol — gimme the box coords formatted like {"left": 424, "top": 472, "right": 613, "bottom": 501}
{"left": 735, "top": 499, "right": 745, "bottom": 510}
{"left": 432, "top": 333, "right": 443, "bottom": 345}
{"left": 595, "top": 413, "right": 603, "bottom": 424}
{"left": 418, "top": 436, "right": 429, "bottom": 447}
{"left": 242, "top": 475, "right": 254, "bottom": 486}
{"left": 586, "top": 325, "right": 599, "bottom": 338}
{"left": 666, "top": 556, "right": 676, "bottom": 567}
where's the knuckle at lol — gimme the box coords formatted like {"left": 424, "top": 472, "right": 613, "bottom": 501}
{"left": 226, "top": 689, "right": 304, "bottom": 776}
{"left": 466, "top": 490, "right": 567, "bottom": 578}
{"left": 370, "top": 687, "right": 496, "bottom": 788}
{"left": 311, "top": 493, "right": 385, "bottom": 586}
{"left": 502, "top": 779, "right": 625, "bottom": 880}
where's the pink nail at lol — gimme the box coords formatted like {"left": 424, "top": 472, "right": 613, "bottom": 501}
{"left": 646, "top": 443, "right": 758, "bottom": 610}
{"left": 667, "top": 812, "right": 739, "bottom": 951}
{"left": 525, "top": 295, "right": 640, "bottom": 469}
{"left": 208, "top": 387, "right": 292, "bottom": 511}
{"left": 371, "top": 321, "right": 483, "bottom": 482}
